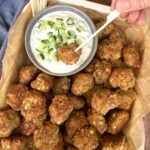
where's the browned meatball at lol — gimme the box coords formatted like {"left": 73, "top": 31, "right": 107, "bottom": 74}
{"left": 31, "top": 73, "right": 54, "bottom": 93}
{"left": 109, "top": 67, "right": 135, "bottom": 90}
{"left": 107, "top": 111, "right": 129, "bottom": 134}
{"left": 54, "top": 134, "right": 64, "bottom": 150}
{"left": 91, "top": 89, "right": 119, "bottom": 115}
{"left": 34, "top": 122, "right": 59, "bottom": 150}
{"left": 19, "top": 65, "right": 39, "bottom": 85}
{"left": 71, "top": 73, "right": 94, "bottom": 96}
{"left": 19, "top": 118, "right": 37, "bottom": 136}
{"left": 65, "top": 111, "right": 88, "bottom": 141}
{"left": 97, "top": 39, "right": 123, "bottom": 61}
{"left": 96, "top": 21, "right": 114, "bottom": 39}
{"left": 53, "top": 77, "right": 71, "bottom": 95}
{"left": 66, "top": 145, "right": 78, "bottom": 150}
{"left": 123, "top": 42, "right": 141, "bottom": 68}
{"left": 58, "top": 43, "right": 81, "bottom": 65}
{"left": 73, "top": 127, "right": 99, "bottom": 150}
{"left": 84, "top": 86, "right": 102, "bottom": 107}
{"left": 118, "top": 90, "right": 136, "bottom": 110}
{"left": 0, "top": 109, "right": 20, "bottom": 137}
{"left": 84, "top": 58, "right": 99, "bottom": 74}
{"left": 68, "top": 95, "right": 85, "bottom": 110}
{"left": 1, "top": 136, "right": 27, "bottom": 150}
{"left": 49, "top": 95, "right": 73, "bottom": 125}
{"left": 21, "top": 90, "right": 46, "bottom": 123}
{"left": 102, "top": 134, "right": 129, "bottom": 150}
{"left": 93, "top": 60, "right": 112, "bottom": 84}
{"left": 109, "top": 29, "right": 126, "bottom": 46}
{"left": 87, "top": 109, "right": 107, "bottom": 134}
{"left": 6, "top": 84, "right": 28, "bottom": 111}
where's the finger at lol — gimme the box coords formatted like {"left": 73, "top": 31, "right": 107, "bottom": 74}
{"left": 120, "top": 13, "right": 129, "bottom": 18}
{"left": 128, "top": 11, "right": 140, "bottom": 23}
{"left": 111, "top": 0, "right": 118, "bottom": 10}
{"left": 136, "top": 10, "right": 146, "bottom": 26}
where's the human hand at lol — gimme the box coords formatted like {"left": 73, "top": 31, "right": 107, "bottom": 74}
{"left": 111, "top": 0, "right": 150, "bottom": 25}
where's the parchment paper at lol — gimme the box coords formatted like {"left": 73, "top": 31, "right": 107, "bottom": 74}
{"left": 0, "top": 0, "right": 150, "bottom": 149}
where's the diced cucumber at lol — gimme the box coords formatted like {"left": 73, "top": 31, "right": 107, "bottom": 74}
{"left": 62, "top": 36, "right": 68, "bottom": 44}
{"left": 56, "top": 35, "right": 63, "bottom": 44}
{"left": 41, "top": 39, "right": 49, "bottom": 44}
{"left": 75, "top": 39, "right": 82, "bottom": 45}
{"left": 48, "top": 21, "right": 54, "bottom": 27}
{"left": 47, "top": 32, "right": 53, "bottom": 38}
{"left": 52, "top": 52, "right": 58, "bottom": 61}
{"left": 38, "top": 21, "right": 49, "bottom": 31}
{"left": 76, "top": 25, "right": 84, "bottom": 32}
{"left": 37, "top": 53, "right": 45, "bottom": 60}
{"left": 47, "top": 48, "right": 54, "bottom": 54}
{"left": 58, "top": 28, "right": 66, "bottom": 36}
{"left": 56, "top": 18, "right": 63, "bottom": 26}
{"left": 51, "top": 22, "right": 58, "bottom": 30}
{"left": 49, "top": 36, "right": 56, "bottom": 47}
{"left": 67, "top": 17, "right": 75, "bottom": 25}
{"left": 68, "top": 30, "right": 76, "bottom": 38}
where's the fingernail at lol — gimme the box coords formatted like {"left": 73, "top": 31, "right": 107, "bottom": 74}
{"left": 116, "top": 0, "right": 130, "bottom": 12}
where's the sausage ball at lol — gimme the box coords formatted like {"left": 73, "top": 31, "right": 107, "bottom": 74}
{"left": 31, "top": 73, "right": 54, "bottom": 93}
{"left": 6, "top": 84, "right": 28, "bottom": 111}
{"left": 1, "top": 136, "right": 27, "bottom": 150}
{"left": 97, "top": 39, "right": 123, "bottom": 61}
{"left": 58, "top": 43, "right": 81, "bottom": 65}
{"left": 93, "top": 60, "right": 112, "bottom": 84}
{"left": 19, "top": 65, "right": 39, "bottom": 85}
{"left": 21, "top": 90, "right": 46, "bottom": 123}
{"left": 109, "top": 29, "right": 126, "bottom": 47}
{"left": 65, "top": 111, "right": 88, "bottom": 141}
{"left": 53, "top": 77, "right": 71, "bottom": 95}
{"left": 123, "top": 42, "right": 141, "bottom": 68}
{"left": 84, "top": 58, "right": 99, "bottom": 74}
{"left": 109, "top": 67, "right": 135, "bottom": 90}
{"left": 34, "top": 122, "right": 60, "bottom": 150}
{"left": 96, "top": 21, "right": 114, "bottom": 39}
{"left": 0, "top": 109, "right": 20, "bottom": 137}
{"left": 73, "top": 127, "right": 99, "bottom": 150}
{"left": 118, "top": 90, "right": 136, "bottom": 110}
{"left": 87, "top": 109, "right": 107, "bottom": 134}
{"left": 71, "top": 73, "right": 94, "bottom": 96}
{"left": 68, "top": 95, "right": 85, "bottom": 110}
{"left": 19, "top": 118, "right": 37, "bottom": 136}
{"left": 102, "top": 134, "right": 129, "bottom": 150}
{"left": 91, "top": 89, "right": 120, "bottom": 115}
{"left": 66, "top": 145, "right": 78, "bottom": 150}
{"left": 49, "top": 95, "right": 73, "bottom": 125}
{"left": 107, "top": 111, "right": 129, "bottom": 134}
{"left": 84, "top": 86, "right": 102, "bottom": 107}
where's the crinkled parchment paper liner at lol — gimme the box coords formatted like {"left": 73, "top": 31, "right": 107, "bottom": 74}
{"left": 0, "top": 0, "right": 150, "bottom": 149}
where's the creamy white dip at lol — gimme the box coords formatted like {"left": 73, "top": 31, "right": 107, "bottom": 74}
{"left": 30, "top": 11, "right": 93, "bottom": 74}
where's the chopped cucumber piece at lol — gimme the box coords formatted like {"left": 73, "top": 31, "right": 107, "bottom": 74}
{"left": 56, "top": 18, "right": 63, "bottom": 26}
{"left": 49, "top": 36, "right": 56, "bottom": 47}
{"left": 37, "top": 53, "right": 45, "bottom": 60}
{"left": 67, "top": 17, "right": 75, "bottom": 25}
{"left": 41, "top": 39, "right": 49, "bottom": 44}
{"left": 52, "top": 52, "right": 58, "bottom": 61}
{"left": 75, "top": 39, "right": 82, "bottom": 45}
{"left": 68, "top": 30, "right": 76, "bottom": 38}
{"left": 58, "top": 28, "right": 66, "bottom": 36}
{"left": 48, "top": 21, "right": 54, "bottom": 27}
{"left": 47, "top": 32, "right": 53, "bottom": 38}
{"left": 51, "top": 22, "right": 58, "bottom": 30}
{"left": 62, "top": 36, "right": 68, "bottom": 44}
{"left": 77, "top": 25, "right": 84, "bottom": 32}
{"left": 47, "top": 48, "right": 54, "bottom": 54}
{"left": 56, "top": 36, "right": 63, "bottom": 44}
{"left": 38, "top": 21, "right": 49, "bottom": 30}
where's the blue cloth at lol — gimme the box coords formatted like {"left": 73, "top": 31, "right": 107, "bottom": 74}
{"left": 0, "top": 0, "right": 29, "bottom": 71}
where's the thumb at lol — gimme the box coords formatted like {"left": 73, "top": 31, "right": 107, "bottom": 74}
{"left": 116, "top": 0, "right": 150, "bottom": 12}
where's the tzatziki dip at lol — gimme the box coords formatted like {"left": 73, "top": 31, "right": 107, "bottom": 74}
{"left": 30, "top": 11, "right": 93, "bottom": 74}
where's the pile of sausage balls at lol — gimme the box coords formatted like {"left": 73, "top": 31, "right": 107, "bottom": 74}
{"left": 0, "top": 20, "right": 141, "bottom": 150}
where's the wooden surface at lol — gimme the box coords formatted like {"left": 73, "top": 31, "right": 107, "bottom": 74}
{"left": 89, "top": 0, "right": 150, "bottom": 150}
